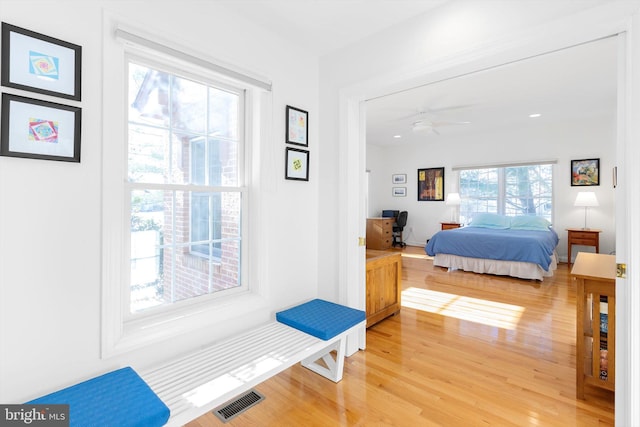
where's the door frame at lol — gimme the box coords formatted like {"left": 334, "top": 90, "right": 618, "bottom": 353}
{"left": 338, "top": 4, "right": 640, "bottom": 425}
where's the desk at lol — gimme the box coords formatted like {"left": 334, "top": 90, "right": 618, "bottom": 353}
{"left": 571, "top": 252, "right": 616, "bottom": 399}
{"left": 567, "top": 228, "right": 601, "bottom": 265}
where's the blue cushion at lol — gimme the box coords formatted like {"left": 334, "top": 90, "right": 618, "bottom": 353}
{"left": 276, "top": 299, "right": 366, "bottom": 340}
{"left": 27, "top": 367, "right": 170, "bottom": 427}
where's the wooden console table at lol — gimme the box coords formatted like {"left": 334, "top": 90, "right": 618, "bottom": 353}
{"left": 571, "top": 252, "right": 616, "bottom": 399}
{"left": 365, "top": 250, "right": 402, "bottom": 327}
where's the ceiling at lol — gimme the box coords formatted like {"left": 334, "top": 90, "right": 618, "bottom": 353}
{"left": 220, "top": 0, "right": 448, "bottom": 56}
{"left": 220, "top": 1, "right": 617, "bottom": 148}
{"left": 366, "top": 36, "right": 618, "bottom": 146}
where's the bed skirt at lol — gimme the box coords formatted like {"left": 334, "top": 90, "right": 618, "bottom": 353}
{"left": 432, "top": 252, "right": 558, "bottom": 281}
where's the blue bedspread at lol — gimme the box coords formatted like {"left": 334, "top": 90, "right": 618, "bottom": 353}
{"left": 425, "top": 227, "right": 559, "bottom": 271}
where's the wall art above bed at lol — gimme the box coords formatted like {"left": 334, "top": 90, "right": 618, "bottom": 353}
{"left": 418, "top": 167, "right": 444, "bottom": 201}
{"left": 571, "top": 158, "right": 599, "bottom": 186}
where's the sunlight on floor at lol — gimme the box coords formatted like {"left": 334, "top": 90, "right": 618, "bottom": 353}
{"left": 401, "top": 252, "right": 431, "bottom": 260}
{"left": 401, "top": 287, "right": 525, "bottom": 330}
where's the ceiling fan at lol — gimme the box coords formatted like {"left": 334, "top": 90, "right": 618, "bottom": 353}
{"left": 411, "top": 117, "right": 471, "bottom": 135}
{"left": 400, "top": 106, "right": 472, "bottom": 135}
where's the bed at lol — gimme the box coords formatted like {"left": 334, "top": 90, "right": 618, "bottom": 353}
{"left": 425, "top": 214, "right": 559, "bottom": 281}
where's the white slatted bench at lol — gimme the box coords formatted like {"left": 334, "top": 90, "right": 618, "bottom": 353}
{"left": 140, "top": 299, "right": 366, "bottom": 427}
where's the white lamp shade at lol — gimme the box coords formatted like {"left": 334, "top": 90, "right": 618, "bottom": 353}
{"left": 445, "top": 192, "right": 461, "bottom": 206}
{"left": 574, "top": 191, "right": 599, "bottom": 207}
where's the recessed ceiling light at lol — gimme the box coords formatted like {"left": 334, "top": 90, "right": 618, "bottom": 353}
{"left": 393, "top": 135, "right": 402, "bottom": 138}
{"left": 529, "top": 113, "right": 542, "bottom": 118}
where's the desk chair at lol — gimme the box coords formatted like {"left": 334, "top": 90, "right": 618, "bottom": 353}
{"left": 392, "top": 211, "right": 408, "bottom": 247}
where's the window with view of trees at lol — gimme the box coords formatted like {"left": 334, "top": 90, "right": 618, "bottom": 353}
{"left": 127, "top": 58, "right": 245, "bottom": 314}
{"left": 458, "top": 163, "right": 553, "bottom": 225}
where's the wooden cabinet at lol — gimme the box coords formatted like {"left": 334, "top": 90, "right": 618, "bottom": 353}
{"left": 365, "top": 250, "right": 402, "bottom": 327}
{"left": 441, "top": 222, "right": 461, "bottom": 230}
{"left": 567, "top": 228, "right": 601, "bottom": 266}
{"left": 571, "top": 252, "right": 616, "bottom": 399}
{"left": 366, "top": 217, "right": 394, "bottom": 250}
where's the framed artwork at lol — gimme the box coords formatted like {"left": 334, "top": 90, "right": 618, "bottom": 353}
{"left": 1, "top": 22, "right": 82, "bottom": 101}
{"left": 392, "top": 173, "right": 407, "bottom": 184}
{"left": 418, "top": 167, "right": 445, "bottom": 201}
{"left": 285, "top": 147, "right": 309, "bottom": 181}
{"left": 1, "top": 93, "right": 81, "bottom": 162}
{"left": 571, "top": 158, "right": 600, "bottom": 186}
{"left": 286, "top": 105, "right": 308, "bottom": 146}
{"left": 392, "top": 187, "right": 406, "bottom": 197}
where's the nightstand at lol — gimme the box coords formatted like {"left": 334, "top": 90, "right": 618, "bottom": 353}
{"left": 441, "top": 222, "right": 461, "bottom": 230}
{"left": 567, "top": 228, "right": 602, "bottom": 266}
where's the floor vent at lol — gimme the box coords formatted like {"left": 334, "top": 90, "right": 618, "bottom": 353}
{"left": 213, "top": 389, "right": 265, "bottom": 423}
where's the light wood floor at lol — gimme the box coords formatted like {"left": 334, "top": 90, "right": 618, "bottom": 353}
{"left": 187, "top": 246, "right": 614, "bottom": 426}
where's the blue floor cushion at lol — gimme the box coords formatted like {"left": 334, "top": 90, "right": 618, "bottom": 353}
{"left": 27, "top": 366, "right": 170, "bottom": 427}
{"left": 276, "top": 299, "right": 366, "bottom": 340}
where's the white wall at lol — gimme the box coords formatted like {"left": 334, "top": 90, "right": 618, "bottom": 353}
{"left": 0, "top": 1, "right": 319, "bottom": 402}
{"left": 367, "top": 115, "right": 616, "bottom": 260}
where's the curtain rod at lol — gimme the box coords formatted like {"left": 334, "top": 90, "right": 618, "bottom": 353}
{"left": 115, "top": 28, "right": 272, "bottom": 92}
{"left": 452, "top": 159, "right": 558, "bottom": 171}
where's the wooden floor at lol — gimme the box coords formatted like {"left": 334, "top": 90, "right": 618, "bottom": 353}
{"left": 187, "top": 246, "right": 614, "bottom": 426}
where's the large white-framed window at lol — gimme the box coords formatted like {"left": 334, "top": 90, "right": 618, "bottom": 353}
{"left": 127, "top": 56, "right": 245, "bottom": 315}
{"left": 102, "top": 25, "right": 272, "bottom": 357}
{"left": 457, "top": 162, "right": 555, "bottom": 224}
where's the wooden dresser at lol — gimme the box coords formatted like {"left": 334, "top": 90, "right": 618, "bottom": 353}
{"left": 366, "top": 217, "right": 394, "bottom": 250}
{"left": 365, "top": 250, "right": 402, "bottom": 327}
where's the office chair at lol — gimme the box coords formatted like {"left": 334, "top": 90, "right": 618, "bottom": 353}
{"left": 392, "top": 211, "right": 408, "bottom": 248}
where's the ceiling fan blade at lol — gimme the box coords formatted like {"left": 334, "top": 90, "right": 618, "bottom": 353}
{"left": 431, "top": 120, "right": 471, "bottom": 127}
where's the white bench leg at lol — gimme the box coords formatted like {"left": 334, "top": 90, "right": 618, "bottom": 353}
{"left": 301, "top": 337, "right": 346, "bottom": 383}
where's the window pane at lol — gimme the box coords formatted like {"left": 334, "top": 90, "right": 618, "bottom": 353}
{"left": 128, "top": 64, "right": 170, "bottom": 127}
{"left": 128, "top": 125, "right": 169, "bottom": 184}
{"left": 131, "top": 189, "right": 165, "bottom": 313}
{"left": 209, "top": 87, "right": 239, "bottom": 140}
{"left": 172, "top": 76, "right": 207, "bottom": 134}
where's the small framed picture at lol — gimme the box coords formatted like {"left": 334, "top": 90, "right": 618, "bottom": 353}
{"left": 1, "top": 22, "right": 82, "bottom": 101}
{"left": 285, "top": 147, "right": 309, "bottom": 181}
{"left": 1, "top": 93, "right": 81, "bottom": 162}
{"left": 418, "top": 167, "right": 445, "bottom": 201}
{"left": 571, "top": 158, "right": 600, "bottom": 186}
{"left": 392, "top": 174, "right": 407, "bottom": 184}
{"left": 392, "top": 187, "right": 406, "bottom": 197}
{"left": 286, "top": 105, "right": 308, "bottom": 146}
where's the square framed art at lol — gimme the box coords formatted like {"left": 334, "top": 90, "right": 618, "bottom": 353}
{"left": 285, "top": 147, "right": 309, "bottom": 181}
{"left": 1, "top": 22, "right": 82, "bottom": 101}
{"left": 1, "top": 93, "right": 81, "bottom": 162}
{"left": 571, "top": 158, "right": 600, "bottom": 186}
{"left": 286, "top": 105, "right": 308, "bottom": 146}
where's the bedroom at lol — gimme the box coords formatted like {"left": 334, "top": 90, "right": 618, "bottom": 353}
{"left": 0, "top": 1, "right": 639, "bottom": 426}
{"left": 365, "top": 35, "right": 616, "bottom": 262}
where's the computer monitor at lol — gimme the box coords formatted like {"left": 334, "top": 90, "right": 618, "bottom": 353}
{"left": 382, "top": 210, "right": 399, "bottom": 218}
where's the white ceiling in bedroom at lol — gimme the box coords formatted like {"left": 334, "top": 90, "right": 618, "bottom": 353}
{"left": 365, "top": 36, "right": 619, "bottom": 147}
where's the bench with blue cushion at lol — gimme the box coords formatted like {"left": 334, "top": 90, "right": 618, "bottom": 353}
{"left": 27, "top": 366, "right": 170, "bottom": 427}
{"left": 26, "top": 299, "right": 365, "bottom": 427}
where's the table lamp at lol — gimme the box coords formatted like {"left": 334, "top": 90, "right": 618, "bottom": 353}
{"left": 445, "top": 192, "right": 461, "bottom": 222}
{"left": 574, "top": 191, "right": 599, "bottom": 230}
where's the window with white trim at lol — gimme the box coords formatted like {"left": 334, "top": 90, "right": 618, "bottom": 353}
{"left": 127, "top": 56, "right": 245, "bottom": 314}
{"left": 458, "top": 163, "right": 553, "bottom": 224}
